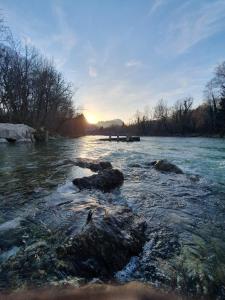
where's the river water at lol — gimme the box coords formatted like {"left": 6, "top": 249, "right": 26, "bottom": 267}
{"left": 0, "top": 136, "right": 225, "bottom": 297}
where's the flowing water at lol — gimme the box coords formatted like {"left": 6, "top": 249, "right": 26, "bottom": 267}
{"left": 0, "top": 136, "right": 225, "bottom": 297}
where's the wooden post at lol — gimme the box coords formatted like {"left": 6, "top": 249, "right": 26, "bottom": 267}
{"left": 45, "top": 130, "right": 49, "bottom": 142}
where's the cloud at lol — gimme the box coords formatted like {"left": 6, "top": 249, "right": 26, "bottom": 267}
{"left": 88, "top": 66, "right": 97, "bottom": 78}
{"left": 163, "top": 0, "right": 225, "bottom": 54}
{"left": 125, "top": 59, "right": 142, "bottom": 68}
{"left": 51, "top": 3, "right": 77, "bottom": 67}
{"left": 148, "top": 0, "right": 165, "bottom": 16}
{"left": 6, "top": 2, "right": 77, "bottom": 70}
{"left": 78, "top": 60, "right": 215, "bottom": 123}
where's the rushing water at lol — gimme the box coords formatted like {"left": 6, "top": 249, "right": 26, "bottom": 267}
{"left": 0, "top": 136, "right": 225, "bottom": 297}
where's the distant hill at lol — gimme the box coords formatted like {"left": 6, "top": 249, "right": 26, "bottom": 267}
{"left": 96, "top": 119, "right": 124, "bottom": 128}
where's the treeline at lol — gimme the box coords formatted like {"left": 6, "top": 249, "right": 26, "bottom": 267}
{"left": 0, "top": 18, "right": 77, "bottom": 133}
{"left": 93, "top": 62, "right": 225, "bottom": 137}
{"left": 125, "top": 61, "right": 225, "bottom": 137}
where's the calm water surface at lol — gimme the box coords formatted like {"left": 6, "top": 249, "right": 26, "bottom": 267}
{"left": 0, "top": 136, "right": 225, "bottom": 294}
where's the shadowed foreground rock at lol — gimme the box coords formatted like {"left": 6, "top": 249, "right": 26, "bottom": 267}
{"left": 73, "top": 169, "right": 124, "bottom": 192}
{"left": 152, "top": 160, "right": 183, "bottom": 174}
{"left": 57, "top": 206, "right": 146, "bottom": 278}
{"left": 0, "top": 204, "right": 145, "bottom": 288}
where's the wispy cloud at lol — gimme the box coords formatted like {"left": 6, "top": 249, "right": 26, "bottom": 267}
{"left": 79, "top": 60, "right": 215, "bottom": 122}
{"left": 125, "top": 59, "right": 142, "bottom": 68}
{"left": 148, "top": 0, "right": 165, "bottom": 16}
{"left": 51, "top": 3, "right": 77, "bottom": 67}
{"left": 9, "top": 2, "right": 77, "bottom": 69}
{"left": 162, "top": 0, "right": 225, "bottom": 54}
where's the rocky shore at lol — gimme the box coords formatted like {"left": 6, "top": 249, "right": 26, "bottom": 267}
{"left": 0, "top": 159, "right": 181, "bottom": 289}
{"left": 0, "top": 156, "right": 224, "bottom": 299}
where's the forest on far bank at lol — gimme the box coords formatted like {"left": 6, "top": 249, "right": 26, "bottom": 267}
{"left": 93, "top": 61, "right": 225, "bottom": 137}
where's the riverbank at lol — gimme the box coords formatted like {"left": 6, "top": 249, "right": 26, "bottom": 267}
{"left": 0, "top": 119, "right": 87, "bottom": 144}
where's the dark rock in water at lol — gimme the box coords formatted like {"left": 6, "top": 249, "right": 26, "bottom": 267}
{"left": 73, "top": 169, "right": 124, "bottom": 192}
{"left": 128, "top": 163, "right": 142, "bottom": 168}
{"left": 57, "top": 206, "right": 146, "bottom": 278}
{"left": 0, "top": 205, "right": 145, "bottom": 288}
{"left": 152, "top": 160, "right": 183, "bottom": 174}
{"left": 0, "top": 206, "right": 145, "bottom": 289}
{"left": 0, "top": 218, "right": 25, "bottom": 251}
{"left": 75, "top": 158, "right": 112, "bottom": 172}
{"left": 54, "top": 158, "right": 112, "bottom": 172}
{"left": 6, "top": 138, "right": 17, "bottom": 143}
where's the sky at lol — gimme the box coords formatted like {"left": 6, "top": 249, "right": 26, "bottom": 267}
{"left": 0, "top": 0, "right": 225, "bottom": 123}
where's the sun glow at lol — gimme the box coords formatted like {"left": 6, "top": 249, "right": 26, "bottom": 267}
{"left": 85, "top": 113, "right": 98, "bottom": 124}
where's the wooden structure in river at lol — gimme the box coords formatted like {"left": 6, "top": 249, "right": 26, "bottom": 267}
{"left": 99, "top": 135, "right": 140, "bottom": 142}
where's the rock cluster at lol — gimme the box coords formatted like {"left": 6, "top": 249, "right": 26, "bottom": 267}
{"left": 0, "top": 159, "right": 146, "bottom": 289}
{"left": 0, "top": 158, "right": 185, "bottom": 291}
{"left": 151, "top": 160, "right": 183, "bottom": 174}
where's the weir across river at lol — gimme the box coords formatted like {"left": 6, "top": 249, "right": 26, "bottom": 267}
{"left": 99, "top": 136, "right": 141, "bottom": 142}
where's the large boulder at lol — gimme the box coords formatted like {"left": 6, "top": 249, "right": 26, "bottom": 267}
{"left": 0, "top": 203, "right": 146, "bottom": 287}
{"left": 0, "top": 138, "right": 7, "bottom": 143}
{"left": 152, "top": 160, "right": 183, "bottom": 174}
{"left": 57, "top": 206, "right": 146, "bottom": 278}
{"left": 73, "top": 169, "right": 124, "bottom": 192}
{"left": 0, "top": 123, "right": 35, "bottom": 142}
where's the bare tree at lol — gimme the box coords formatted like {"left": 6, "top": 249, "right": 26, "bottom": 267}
{"left": 154, "top": 99, "right": 168, "bottom": 120}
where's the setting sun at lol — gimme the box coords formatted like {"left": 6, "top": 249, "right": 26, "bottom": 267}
{"left": 85, "top": 113, "right": 98, "bottom": 124}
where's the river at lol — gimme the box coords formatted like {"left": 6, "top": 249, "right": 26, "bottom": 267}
{"left": 0, "top": 136, "right": 225, "bottom": 298}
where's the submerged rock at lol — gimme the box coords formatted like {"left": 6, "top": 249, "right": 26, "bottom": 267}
{"left": 0, "top": 123, "right": 35, "bottom": 143}
{"left": 75, "top": 158, "right": 112, "bottom": 172}
{"left": 0, "top": 218, "right": 25, "bottom": 250}
{"left": 57, "top": 206, "right": 146, "bottom": 278}
{"left": 115, "top": 229, "right": 181, "bottom": 285}
{"left": 128, "top": 163, "right": 142, "bottom": 168}
{"left": 53, "top": 158, "right": 112, "bottom": 172}
{"left": 0, "top": 246, "right": 20, "bottom": 263}
{"left": 152, "top": 160, "right": 183, "bottom": 174}
{"left": 73, "top": 169, "right": 124, "bottom": 192}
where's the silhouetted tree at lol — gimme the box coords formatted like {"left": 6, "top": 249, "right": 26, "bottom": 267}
{"left": 0, "top": 18, "right": 75, "bottom": 133}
